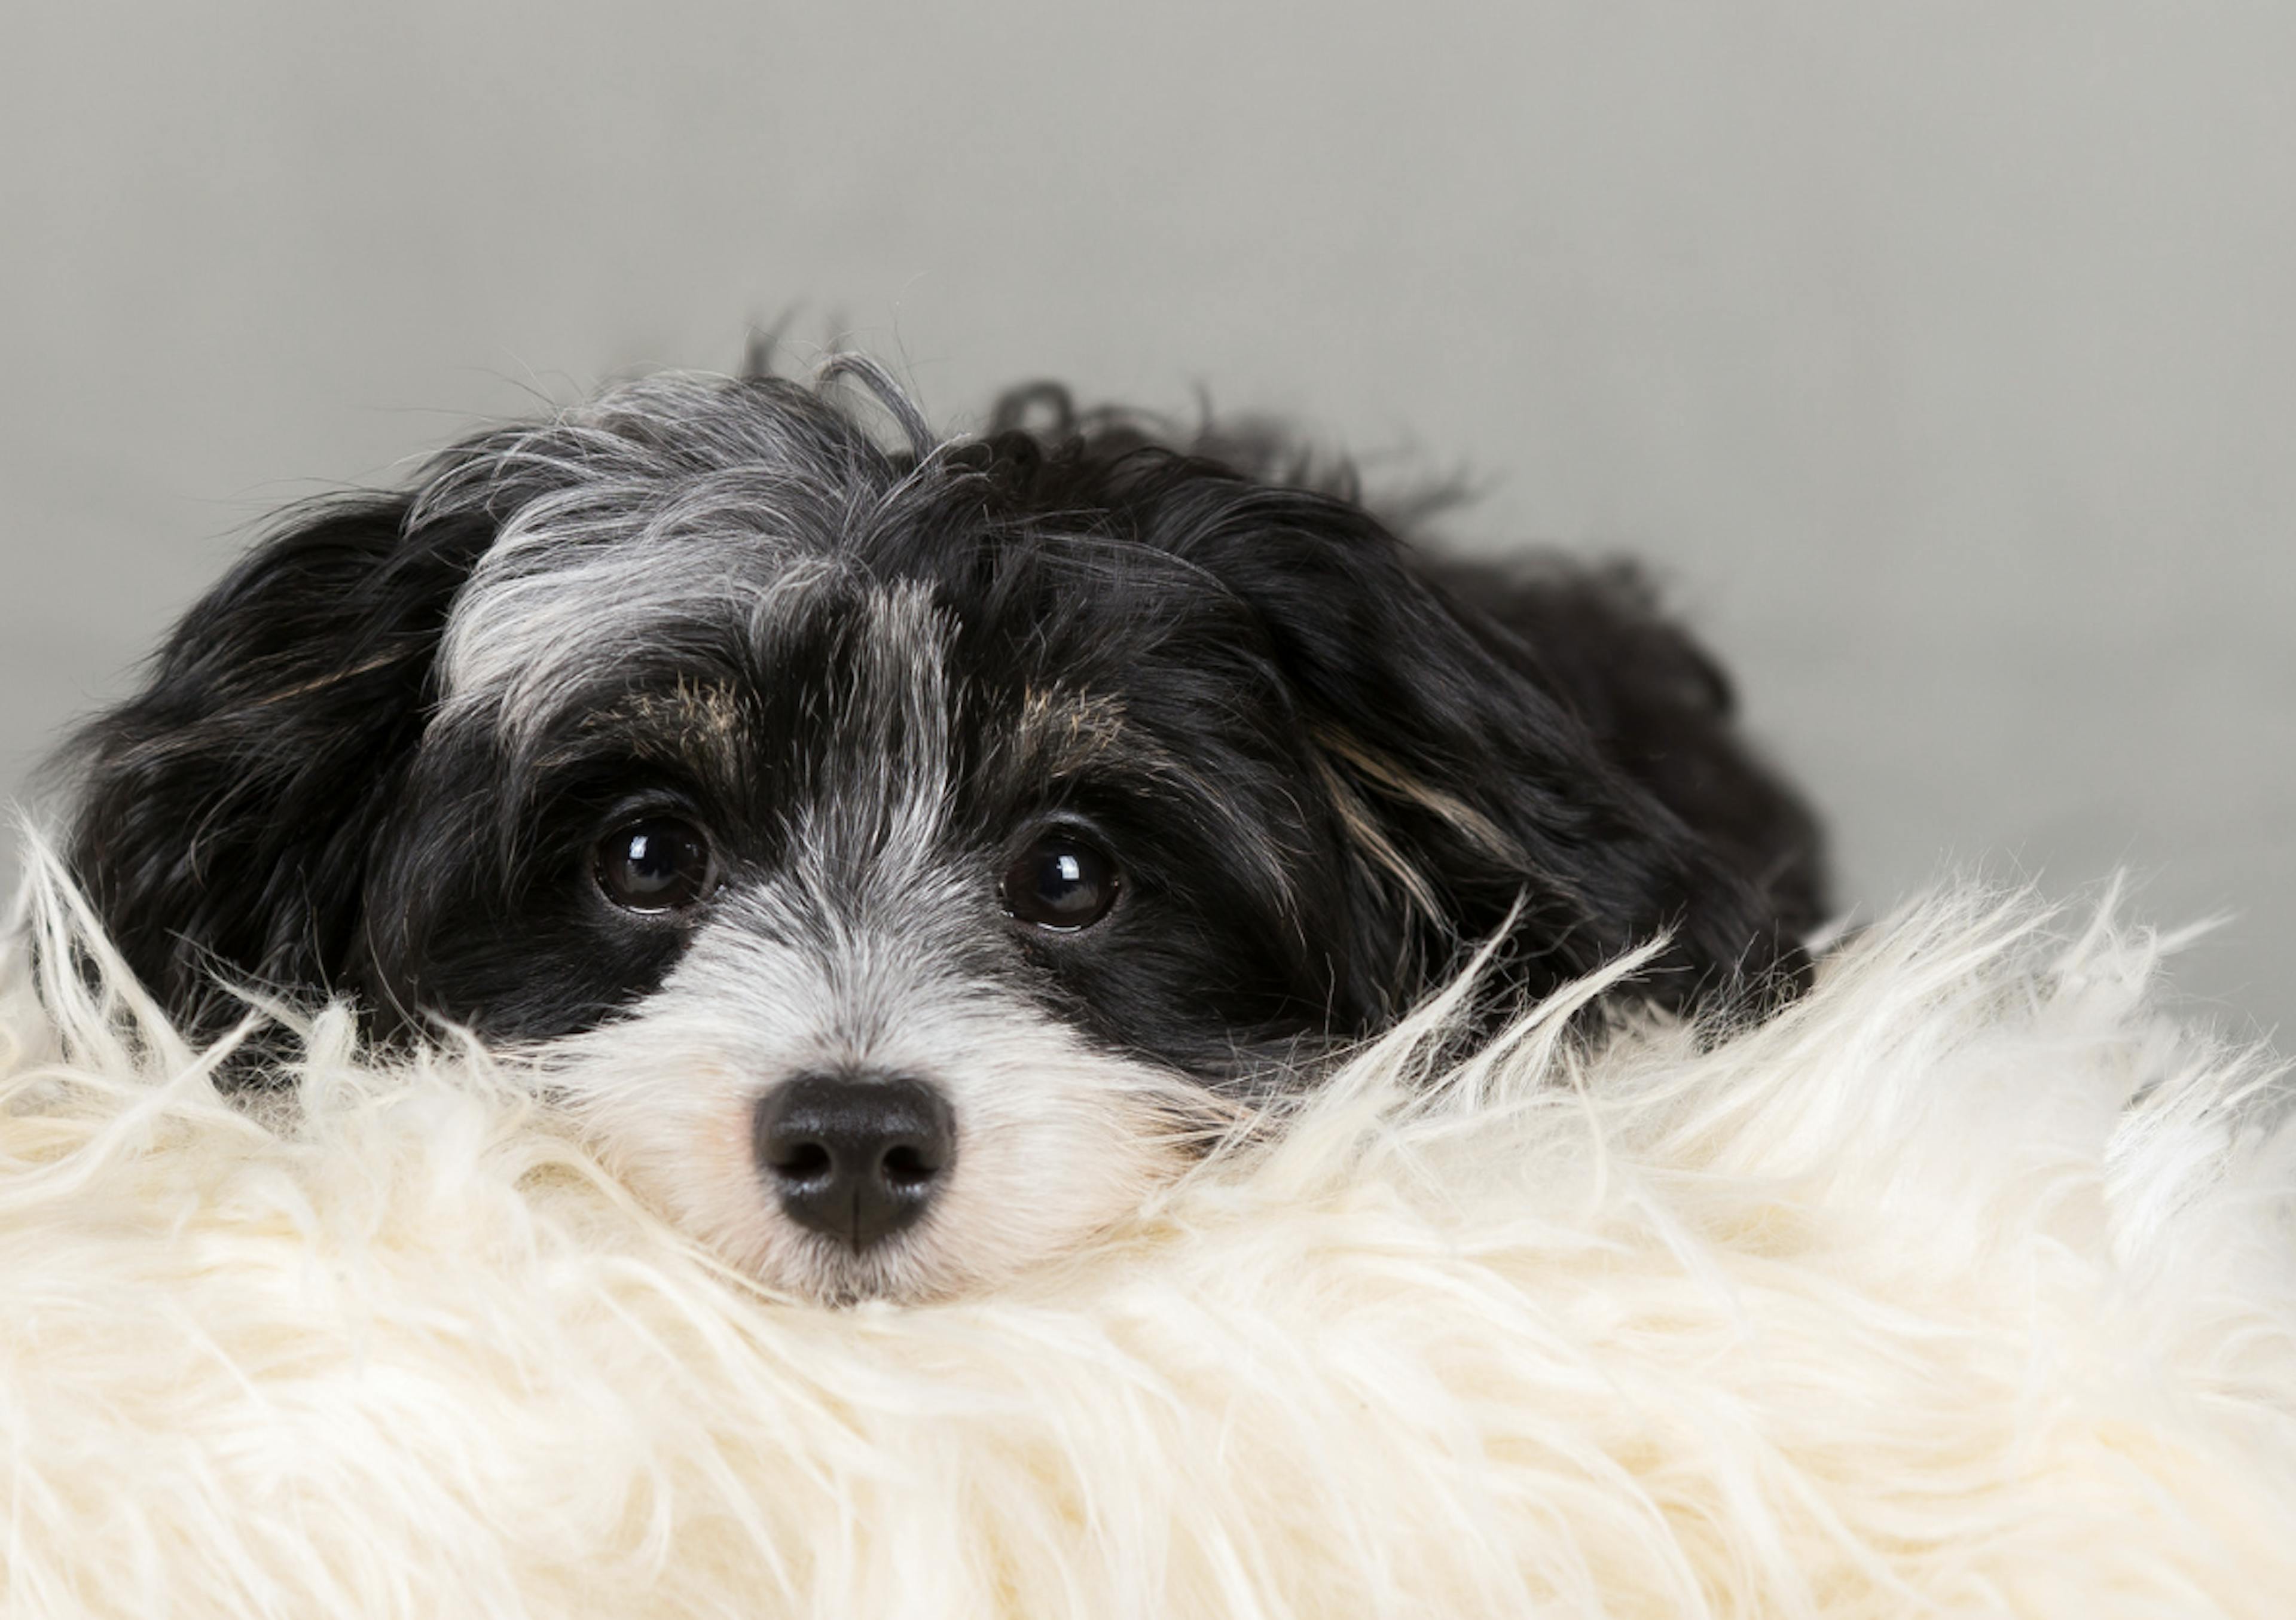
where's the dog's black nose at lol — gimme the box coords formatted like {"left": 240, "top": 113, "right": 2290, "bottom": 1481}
{"left": 753, "top": 1073, "right": 956, "bottom": 1250}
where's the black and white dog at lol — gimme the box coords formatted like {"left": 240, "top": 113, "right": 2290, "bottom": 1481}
{"left": 59, "top": 358, "right": 1825, "bottom": 1301}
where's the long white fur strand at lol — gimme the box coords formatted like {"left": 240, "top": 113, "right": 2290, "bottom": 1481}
{"left": 1, "top": 847, "right": 2291, "bottom": 1618}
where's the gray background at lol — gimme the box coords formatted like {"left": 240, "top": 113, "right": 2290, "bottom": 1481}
{"left": 4, "top": 2, "right": 2291, "bottom": 1045}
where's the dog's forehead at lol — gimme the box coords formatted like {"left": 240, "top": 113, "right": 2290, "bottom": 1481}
{"left": 428, "top": 519, "right": 1161, "bottom": 819}
{"left": 439, "top": 524, "right": 819, "bottom": 734}
{"left": 433, "top": 532, "right": 1167, "bottom": 765}
{"left": 411, "top": 384, "right": 1242, "bottom": 805}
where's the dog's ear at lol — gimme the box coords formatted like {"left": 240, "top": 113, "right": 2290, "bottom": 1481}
{"left": 1174, "top": 487, "right": 1819, "bottom": 1024}
{"left": 60, "top": 497, "right": 494, "bottom": 1039}
{"left": 1425, "top": 556, "right": 1830, "bottom": 944}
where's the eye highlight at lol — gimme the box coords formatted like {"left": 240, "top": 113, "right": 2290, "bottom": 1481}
{"left": 594, "top": 816, "right": 716, "bottom": 913}
{"left": 1002, "top": 833, "right": 1119, "bottom": 931}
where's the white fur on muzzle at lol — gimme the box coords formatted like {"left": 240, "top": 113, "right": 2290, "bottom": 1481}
{"left": 1, "top": 846, "right": 2291, "bottom": 1619}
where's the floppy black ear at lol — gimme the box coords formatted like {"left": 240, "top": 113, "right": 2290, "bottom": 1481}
{"left": 60, "top": 497, "right": 494, "bottom": 1039}
{"left": 1423, "top": 556, "right": 1830, "bottom": 945}
{"left": 1180, "top": 489, "right": 1824, "bottom": 1024}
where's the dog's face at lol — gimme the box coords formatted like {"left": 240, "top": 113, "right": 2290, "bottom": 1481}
{"left": 373, "top": 417, "right": 1385, "bottom": 1299}
{"left": 63, "top": 365, "right": 1823, "bottom": 1302}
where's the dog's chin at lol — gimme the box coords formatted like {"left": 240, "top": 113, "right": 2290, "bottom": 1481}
{"left": 771, "top": 1231, "right": 975, "bottom": 1308}
{"left": 669, "top": 1173, "right": 1120, "bottom": 1308}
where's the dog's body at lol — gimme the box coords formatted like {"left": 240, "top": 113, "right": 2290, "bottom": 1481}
{"left": 58, "top": 361, "right": 1824, "bottom": 1301}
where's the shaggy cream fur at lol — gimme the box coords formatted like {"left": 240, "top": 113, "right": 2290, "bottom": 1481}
{"left": 2, "top": 846, "right": 2292, "bottom": 1619}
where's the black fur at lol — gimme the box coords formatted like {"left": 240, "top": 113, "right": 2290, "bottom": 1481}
{"left": 63, "top": 499, "right": 494, "bottom": 1038}
{"left": 60, "top": 372, "right": 1827, "bottom": 1085}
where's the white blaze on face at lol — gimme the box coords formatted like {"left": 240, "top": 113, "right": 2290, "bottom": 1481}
{"left": 542, "top": 902, "right": 1201, "bottom": 1301}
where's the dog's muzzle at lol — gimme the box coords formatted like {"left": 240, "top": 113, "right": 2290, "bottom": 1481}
{"left": 752, "top": 1072, "right": 957, "bottom": 1250}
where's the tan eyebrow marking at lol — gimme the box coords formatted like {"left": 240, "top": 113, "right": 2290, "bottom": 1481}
{"left": 1013, "top": 685, "right": 1147, "bottom": 780}
{"left": 585, "top": 678, "right": 750, "bottom": 765}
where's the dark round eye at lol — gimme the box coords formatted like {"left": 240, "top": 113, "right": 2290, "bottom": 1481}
{"left": 1001, "top": 835, "right": 1119, "bottom": 930}
{"left": 594, "top": 817, "right": 716, "bottom": 913}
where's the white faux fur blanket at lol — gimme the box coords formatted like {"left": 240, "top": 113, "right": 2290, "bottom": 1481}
{"left": 2, "top": 852, "right": 2292, "bottom": 1619}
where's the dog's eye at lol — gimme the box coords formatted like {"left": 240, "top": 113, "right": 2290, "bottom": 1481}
{"left": 595, "top": 817, "right": 716, "bottom": 913}
{"left": 1002, "top": 835, "right": 1118, "bottom": 931}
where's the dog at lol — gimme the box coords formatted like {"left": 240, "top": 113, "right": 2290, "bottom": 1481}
{"left": 56, "top": 356, "right": 1826, "bottom": 1302}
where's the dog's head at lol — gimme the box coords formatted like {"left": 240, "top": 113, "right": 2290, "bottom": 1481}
{"left": 61, "top": 363, "right": 1821, "bottom": 1301}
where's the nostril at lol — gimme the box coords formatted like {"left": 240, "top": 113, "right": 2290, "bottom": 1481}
{"left": 879, "top": 1142, "right": 939, "bottom": 1188}
{"left": 770, "top": 1139, "right": 833, "bottom": 1183}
